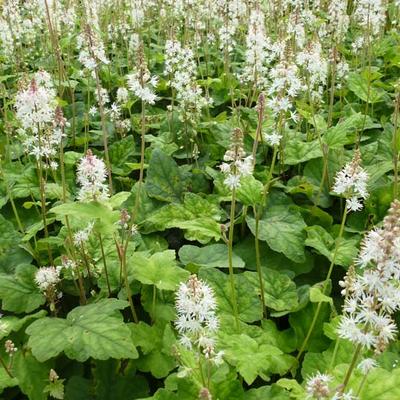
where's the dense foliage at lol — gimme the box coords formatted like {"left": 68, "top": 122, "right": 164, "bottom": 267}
{"left": 1, "top": 0, "right": 400, "bottom": 399}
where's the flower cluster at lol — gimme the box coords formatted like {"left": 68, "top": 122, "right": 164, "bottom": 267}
{"left": 354, "top": 0, "right": 386, "bottom": 36}
{"left": 337, "top": 200, "right": 400, "bottom": 354}
{"left": 305, "top": 372, "right": 331, "bottom": 399}
{"left": 77, "top": 25, "right": 109, "bottom": 73}
{"left": 127, "top": 71, "right": 158, "bottom": 105}
{"left": 5, "top": 339, "right": 17, "bottom": 356}
{"left": 219, "top": 128, "right": 253, "bottom": 190}
{"left": 332, "top": 150, "right": 369, "bottom": 212}
{"left": 15, "top": 71, "right": 65, "bottom": 168}
{"left": 305, "top": 372, "right": 359, "bottom": 399}
{"left": 164, "top": 40, "right": 211, "bottom": 122}
{"left": 35, "top": 266, "right": 61, "bottom": 293}
{"left": 76, "top": 150, "right": 109, "bottom": 202}
{"left": 73, "top": 221, "right": 95, "bottom": 247}
{"left": 239, "top": 8, "right": 269, "bottom": 88}
{"left": 15, "top": 71, "right": 56, "bottom": 132}
{"left": 175, "top": 275, "right": 222, "bottom": 362}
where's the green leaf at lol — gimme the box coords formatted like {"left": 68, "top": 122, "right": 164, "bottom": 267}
{"left": 179, "top": 244, "right": 245, "bottom": 269}
{"left": 109, "top": 136, "right": 137, "bottom": 176}
{"left": 145, "top": 193, "right": 222, "bottom": 244}
{"left": 92, "top": 359, "right": 149, "bottom": 399}
{"left": 347, "top": 72, "right": 385, "bottom": 103}
{"left": 106, "top": 192, "right": 131, "bottom": 209}
{"left": 0, "top": 213, "right": 32, "bottom": 271}
{"left": 276, "top": 379, "right": 305, "bottom": 399}
{"left": 145, "top": 149, "right": 184, "bottom": 202}
{"left": 0, "top": 310, "right": 47, "bottom": 340}
{"left": 43, "top": 380, "right": 65, "bottom": 400}
{"left": 309, "top": 287, "right": 333, "bottom": 306}
{"left": 236, "top": 176, "right": 264, "bottom": 206}
{"left": 305, "top": 225, "right": 359, "bottom": 267}
{"left": 65, "top": 377, "right": 94, "bottom": 400}
{"left": 0, "top": 264, "right": 45, "bottom": 313}
{"left": 199, "top": 268, "right": 262, "bottom": 323}
{"left": 245, "top": 385, "right": 291, "bottom": 400}
{"left": 284, "top": 137, "right": 322, "bottom": 165}
{"left": 219, "top": 333, "right": 287, "bottom": 385}
{"left": 359, "top": 367, "right": 400, "bottom": 400}
{"left": 323, "top": 113, "right": 376, "bottom": 148}
{"left": 130, "top": 250, "right": 190, "bottom": 291}
{"left": 13, "top": 351, "right": 52, "bottom": 400}
{"left": 289, "top": 301, "right": 331, "bottom": 352}
{"left": 246, "top": 206, "right": 306, "bottom": 263}
{"left": 131, "top": 322, "right": 177, "bottom": 378}
{"left": 26, "top": 299, "right": 138, "bottom": 362}
{"left": 243, "top": 270, "right": 298, "bottom": 312}
{"left": 50, "top": 202, "right": 120, "bottom": 235}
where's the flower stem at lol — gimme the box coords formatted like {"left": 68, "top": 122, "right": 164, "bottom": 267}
{"left": 133, "top": 100, "right": 146, "bottom": 220}
{"left": 228, "top": 188, "right": 240, "bottom": 331}
{"left": 296, "top": 208, "right": 347, "bottom": 362}
{"left": 393, "top": 93, "right": 399, "bottom": 199}
{"left": 341, "top": 343, "right": 362, "bottom": 393}
{"left": 98, "top": 233, "right": 111, "bottom": 296}
{"left": 0, "top": 356, "right": 14, "bottom": 379}
{"left": 254, "top": 208, "right": 266, "bottom": 318}
{"left": 121, "top": 239, "right": 139, "bottom": 323}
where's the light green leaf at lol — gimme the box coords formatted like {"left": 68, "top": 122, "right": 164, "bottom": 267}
{"left": 130, "top": 250, "right": 190, "bottom": 291}
{"left": 219, "top": 333, "right": 286, "bottom": 385}
{"left": 106, "top": 192, "right": 131, "bottom": 209}
{"left": 247, "top": 206, "right": 306, "bottom": 263}
{"left": 50, "top": 201, "right": 120, "bottom": 235}
{"left": 179, "top": 244, "right": 245, "bottom": 269}
{"left": 44, "top": 380, "right": 65, "bottom": 400}
{"left": 305, "top": 225, "right": 359, "bottom": 267}
{"left": 26, "top": 299, "right": 138, "bottom": 362}
{"left": 145, "top": 193, "right": 222, "bottom": 244}
{"left": 309, "top": 287, "right": 333, "bottom": 306}
{"left": 284, "top": 138, "right": 322, "bottom": 165}
{"left": 0, "top": 310, "right": 47, "bottom": 340}
{"left": 348, "top": 72, "right": 385, "bottom": 103}
{"left": 359, "top": 367, "right": 400, "bottom": 400}
{"left": 0, "top": 264, "right": 45, "bottom": 313}
{"left": 236, "top": 176, "right": 264, "bottom": 206}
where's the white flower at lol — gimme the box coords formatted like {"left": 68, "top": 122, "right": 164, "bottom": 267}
{"left": 175, "top": 275, "right": 220, "bottom": 360}
{"left": 337, "top": 200, "right": 400, "bottom": 354}
{"left": 332, "top": 150, "right": 369, "bottom": 212}
{"left": 127, "top": 71, "right": 158, "bottom": 104}
{"left": 264, "top": 132, "right": 282, "bottom": 146}
{"left": 15, "top": 73, "right": 56, "bottom": 131}
{"left": 164, "top": 40, "right": 210, "bottom": 121}
{"left": 73, "top": 222, "right": 94, "bottom": 247}
{"left": 305, "top": 372, "right": 332, "bottom": 399}
{"left": 357, "top": 358, "right": 377, "bottom": 375}
{"left": 35, "top": 266, "right": 61, "bottom": 292}
{"left": 76, "top": 150, "right": 109, "bottom": 202}
{"left": 220, "top": 129, "right": 253, "bottom": 190}
{"left": 116, "top": 87, "right": 129, "bottom": 104}
{"left": 89, "top": 106, "right": 98, "bottom": 116}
